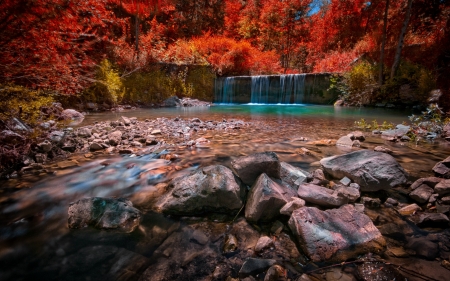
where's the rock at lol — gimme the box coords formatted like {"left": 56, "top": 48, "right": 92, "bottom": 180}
{"left": 255, "top": 236, "right": 274, "bottom": 252}
{"left": 320, "top": 150, "right": 408, "bottom": 192}
{"left": 297, "top": 183, "right": 348, "bottom": 208}
{"left": 155, "top": 165, "right": 245, "bottom": 215}
{"left": 89, "top": 142, "right": 104, "bottom": 151}
{"left": 60, "top": 109, "right": 84, "bottom": 123}
{"left": 37, "top": 140, "right": 52, "bottom": 152}
{"left": 280, "top": 197, "right": 306, "bottom": 216}
{"left": 435, "top": 179, "right": 450, "bottom": 196}
{"left": 339, "top": 177, "right": 351, "bottom": 186}
{"left": 310, "top": 168, "right": 329, "bottom": 186}
{"left": 57, "top": 160, "right": 78, "bottom": 169}
{"left": 325, "top": 268, "right": 357, "bottom": 281}
{"left": 335, "top": 185, "right": 360, "bottom": 202}
{"left": 357, "top": 262, "right": 405, "bottom": 281}
{"left": 360, "top": 197, "right": 381, "bottom": 208}
{"left": 411, "top": 177, "right": 442, "bottom": 190}
{"left": 77, "top": 127, "right": 92, "bottom": 138}
{"left": 374, "top": 146, "right": 393, "bottom": 154}
{"left": 288, "top": 205, "right": 385, "bottom": 262}
{"left": 108, "top": 130, "right": 123, "bottom": 146}
{"left": 264, "top": 265, "right": 286, "bottom": 281}
{"left": 270, "top": 220, "right": 284, "bottom": 235}
{"left": 49, "top": 130, "right": 65, "bottom": 142}
{"left": 409, "top": 184, "right": 434, "bottom": 204}
{"left": 121, "top": 116, "right": 131, "bottom": 126}
{"left": 407, "top": 237, "right": 439, "bottom": 260}
{"left": 381, "top": 124, "right": 410, "bottom": 139}
{"left": 239, "top": 258, "right": 276, "bottom": 278}
{"left": 385, "top": 197, "right": 398, "bottom": 206}
{"left": 349, "top": 131, "right": 365, "bottom": 141}
{"left": 223, "top": 234, "right": 238, "bottom": 253}
{"left": 245, "top": 173, "right": 296, "bottom": 222}
{"left": 441, "top": 196, "right": 450, "bottom": 204}
{"left": 161, "top": 96, "right": 181, "bottom": 107}
{"left": 379, "top": 223, "right": 406, "bottom": 240}
{"left": 151, "top": 129, "right": 162, "bottom": 135}
{"left": 336, "top": 136, "right": 357, "bottom": 147}
{"left": 68, "top": 197, "right": 141, "bottom": 233}
{"left": 35, "top": 153, "right": 47, "bottom": 163}
{"left": 190, "top": 229, "right": 209, "bottom": 245}
{"left": 398, "top": 203, "right": 422, "bottom": 216}
{"left": 432, "top": 156, "right": 450, "bottom": 178}
{"left": 280, "top": 162, "right": 311, "bottom": 188}
{"left": 0, "top": 130, "right": 25, "bottom": 143}
{"left": 231, "top": 152, "right": 281, "bottom": 186}
{"left": 416, "top": 213, "right": 449, "bottom": 228}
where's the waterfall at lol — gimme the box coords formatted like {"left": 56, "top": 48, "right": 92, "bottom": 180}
{"left": 215, "top": 77, "right": 236, "bottom": 103}
{"left": 251, "top": 76, "right": 270, "bottom": 104}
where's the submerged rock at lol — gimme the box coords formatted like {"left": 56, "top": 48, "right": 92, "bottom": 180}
{"left": 288, "top": 205, "right": 385, "bottom": 262}
{"left": 155, "top": 165, "right": 245, "bottom": 215}
{"left": 320, "top": 150, "right": 408, "bottom": 192}
{"left": 231, "top": 152, "right": 281, "bottom": 186}
{"left": 68, "top": 197, "right": 141, "bottom": 233}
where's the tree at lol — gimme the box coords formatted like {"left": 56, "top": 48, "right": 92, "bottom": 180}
{"left": 379, "top": 0, "right": 390, "bottom": 85}
{"left": 391, "top": 0, "right": 413, "bottom": 79}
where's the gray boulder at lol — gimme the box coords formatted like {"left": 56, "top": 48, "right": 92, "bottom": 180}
{"left": 432, "top": 156, "right": 450, "bottom": 178}
{"left": 280, "top": 162, "right": 311, "bottom": 188}
{"left": 155, "top": 165, "right": 245, "bottom": 215}
{"left": 245, "top": 173, "right": 296, "bottom": 222}
{"left": 297, "top": 183, "right": 348, "bottom": 208}
{"left": 60, "top": 109, "right": 84, "bottom": 123}
{"left": 68, "top": 197, "right": 141, "bottom": 233}
{"left": 231, "top": 152, "right": 281, "bottom": 186}
{"left": 288, "top": 205, "right": 385, "bottom": 262}
{"left": 320, "top": 150, "right": 408, "bottom": 192}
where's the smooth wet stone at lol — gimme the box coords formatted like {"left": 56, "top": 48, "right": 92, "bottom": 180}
{"left": 378, "top": 223, "right": 406, "bottom": 240}
{"left": 280, "top": 197, "right": 306, "bottom": 216}
{"left": 435, "top": 179, "right": 450, "bottom": 196}
{"left": 245, "top": 173, "right": 296, "bottom": 222}
{"left": 288, "top": 205, "right": 385, "bottom": 262}
{"left": 280, "top": 162, "right": 311, "bottom": 188}
{"left": 297, "top": 183, "right": 348, "bottom": 208}
{"left": 398, "top": 203, "right": 422, "bottom": 216}
{"left": 68, "top": 197, "right": 141, "bottom": 233}
{"left": 255, "top": 236, "right": 273, "bottom": 252}
{"left": 156, "top": 165, "right": 245, "bottom": 215}
{"left": 231, "top": 151, "right": 281, "bottom": 186}
{"left": 433, "top": 156, "right": 450, "bottom": 178}
{"left": 239, "top": 258, "right": 276, "bottom": 278}
{"left": 320, "top": 150, "right": 408, "bottom": 192}
{"left": 409, "top": 184, "right": 434, "bottom": 204}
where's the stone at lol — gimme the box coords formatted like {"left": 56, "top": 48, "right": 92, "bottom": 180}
{"left": 121, "top": 116, "right": 131, "bottom": 125}
{"left": 280, "top": 162, "right": 311, "bottom": 188}
{"left": 441, "top": 196, "right": 450, "bottom": 204}
{"left": 325, "top": 268, "right": 356, "bottom": 281}
{"left": 407, "top": 237, "right": 439, "bottom": 260}
{"left": 57, "top": 160, "right": 78, "bottom": 169}
{"left": 409, "top": 184, "right": 434, "bottom": 204}
{"left": 68, "top": 197, "right": 141, "bottom": 233}
{"left": 161, "top": 96, "right": 181, "bottom": 107}
{"left": 239, "top": 258, "right": 276, "bottom": 278}
{"left": 288, "top": 205, "right": 385, "bottom": 262}
{"left": 398, "top": 203, "right": 422, "bottom": 216}
{"left": 35, "top": 153, "right": 47, "bottom": 163}
{"left": 280, "top": 197, "right": 306, "bottom": 216}
{"left": 385, "top": 197, "right": 398, "bottom": 206}
{"left": 360, "top": 197, "right": 381, "bottom": 208}
{"left": 433, "top": 156, "right": 450, "bottom": 178}
{"left": 77, "top": 127, "right": 92, "bottom": 138}
{"left": 270, "top": 220, "right": 284, "bottom": 235}
{"left": 310, "top": 168, "right": 329, "bottom": 186}
{"left": 151, "top": 129, "right": 162, "bottom": 135}
{"left": 38, "top": 140, "right": 52, "bottom": 152}
{"left": 336, "top": 136, "right": 356, "bottom": 147}
{"left": 380, "top": 124, "right": 410, "bottom": 139}
{"left": 223, "top": 234, "right": 238, "bottom": 253}
{"left": 378, "top": 223, "right": 406, "bottom": 240}
{"left": 60, "top": 109, "right": 84, "bottom": 121}
{"left": 374, "top": 146, "right": 393, "bottom": 154}
{"left": 89, "top": 142, "right": 104, "bottom": 151}
{"left": 255, "top": 236, "right": 274, "bottom": 252}
{"left": 357, "top": 262, "right": 405, "bottom": 281}
{"left": 231, "top": 152, "right": 281, "bottom": 186}
{"left": 49, "top": 130, "right": 65, "bottom": 142}
{"left": 416, "top": 213, "right": 449, "bottom": 228}
{"left": 108, "top": 130, "right": 123, "bottom": 146}
{"left": 411, "top": 177, "right": 442, "bottom": 190}
{"left": 297, "top": 183, "right": 348, "bottom": 208}
{"left": 264, "top": 265, "right": 286, "bottom": 281}
{"left": 0, "top": 130, "right": 25, "bottom": 143}
{"left": 335, "top": 185, "right": 360, "bottom": 203}
{"left": 190, "top": 229, "right": 209, "bottom": 245}
{"left": 435, "top": 179, "right": 450, "bottom": 196}
{"left": 245, "top": 173, "right": 296, "bottom": 222}
{"left": 155, "top": 165, "right": 245, "bottom": 215}
{"left": 340, "top": 177, "right": 351, "bottom": 186}
{"left": 320, "top": 150, "right": 408, "bottom": 192}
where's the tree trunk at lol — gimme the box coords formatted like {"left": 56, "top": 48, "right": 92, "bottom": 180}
{"left": 379, "top": 0, "right": 389, "bottom": 86}
{"left": 390, "top": 0, "right": 413, "bottom": 80}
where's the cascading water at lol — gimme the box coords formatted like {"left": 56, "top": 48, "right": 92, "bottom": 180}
{"left": 215, "top": 74, "right": 309, "bottom": 104}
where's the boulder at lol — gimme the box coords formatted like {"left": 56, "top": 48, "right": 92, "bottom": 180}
{"left": 336, "top": 136, "right": 358, "bottom": 147}
{"left": 288, "top": 205, "right": 385, "bottom": 262}
{"left": 409, "top": 184, "right": 434, "bottom": 204}
{"left": 108, "top": 130, "right": 123, "bottom": 146}
{"left": 320, "top": 150, "right": 408, "bottom": 192}
{"left": 161, "top": 96, "right": 181, "bottom": 107}
{"left": 68, "top": 197, "right": 141, "bottom": 233}
{"left": 435, "top": 179, "right": 450, "bottom": 196}
{"left": 280, "top": 162, "right": 311, "bottom": 188}
{"left": 231, "top": 152, "right": 281, "bottom": 186}
{"left": 245, "top": 173, "right": 296, "bottom": 222}
{"left": 60, "top": 109, "right": 84, "bottom": 122}
{"left": 432, "top": 156, "right": 450, "bottom": 178}
{"left": 155, "top": 165, "right": 245, "bottom": 215}
{"left": 280, "top": 197, "right": 306, "bottom": 216}
{"left": 297, "top": 183, "right": 348, "bottom": 208}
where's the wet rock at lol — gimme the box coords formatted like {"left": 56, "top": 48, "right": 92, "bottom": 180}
{"left": 37, "top": 140, "right": 52, "bottom": 152}
{"left": 68, "top": 197, "right": 141, "bottom": 233}
{"left": 270, "top": 220, "right": 284, "bottom": 235}
{"left": 57, "top": 160, "right": 78, "bottom": 169}
{"left": 385, "top": 197, "right": 398, "bottom": 206}
{"left": 280, "top": 197, "right": 306, "bottom": 216}
{"left": 280, "top": 162, "right": 311, "bottom": 188}
{"left": 89, "top": 142, "right": 104, "bottom": 151}
{"left": 108, "top": 130, "right": 123, "bottom": 146}
{"left": 245, "top": 173, "right": 296, "bottom": 222}
{"left": 374, "top": 146, "right": 393, "bottom": 154}
{"left": 398, "top": 203, "right": 422, "bottom": 216}
{"left": 433, "top": 156, "right": 450, "bottom": 178}
{"left": 190, "top": 229, "right": 209, "bottom": 245}
{"left": 155, "top": 165, "right": 245, "bottom": 216}
{"left": 416, "top": 213, "right": 449, "bottom": 228}
{"left": 60, "top": 109, "right": 84, "bottom": 125}
{"left": 409, "top": 184, "right": 434, "bottom": 204}
{"left": 231, "top": 152, "right": 281, "bottom": 186}
{"left": 239, "top": 258, "right": 276, "bottom": 278}
{"left": 411, "top": 177, "right": 442, "bottom": 190}
{"left": 435, "top": 179, "right": 450, "bottom": 196}
{"left": 255, "top": 236, "right": 274, "bottom": 252}
{"left": 297, "top": 183, "right": 348, "bottom": 208}
{"left": 320, "top": 150, "right": 408, "bottom": 192}
{"left": 325, "top": 268, "right": 356, "bottom": 281}
{"left": 229, "top": 218, "right": 260, "bottom": 252}
{"left": 288, "top": 205, "right": 385, "bottom": 262}
{"left": 35, "top": 153, "right": 47, "bottom": 163}
{"left": 407, "top": 237, "right": 439, "bottom": 260}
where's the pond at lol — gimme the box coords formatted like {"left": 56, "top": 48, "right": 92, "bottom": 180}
{"left": 0, "top": 104, "right": 449, "bottom": 281}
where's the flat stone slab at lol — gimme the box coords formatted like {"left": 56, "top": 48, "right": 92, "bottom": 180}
{"left": 288, "top": 205, "right": 385, "bottom": 262}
